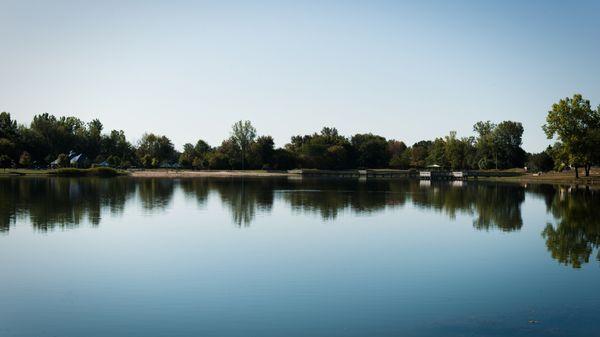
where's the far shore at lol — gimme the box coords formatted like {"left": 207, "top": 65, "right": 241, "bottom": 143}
{"left": 130, "top": 169, "right": 291, "bottom": 178}
{"left": 477, "top": 171, "right": 600, "bottom": 186}
{"left": 1, "top": 168, "right": 599, "bottom": 185}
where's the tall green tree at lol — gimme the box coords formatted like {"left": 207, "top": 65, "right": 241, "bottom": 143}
{"left": 0, "top": 138, "right": 16, "bottom": 158}
{"left": 410, "top": 140, "right": 431, "bottom": 168}
{"left": 473, "top": 121, "right": 497, "bottom": 169}
{"left": 231, "top": 120, "right": 256, "bottom": 170}
{"left": 271, "top": 148, "right": 296, "bottom": 170}
{"left": 388, "top": 140, "right": 410, "bottom": 169}
{"left": 287, "top": 127, "right": 352, "bottom": 169}
{"left": 85, "top": 119, "right": 103, "bottom": 160}
{"left": 427, "top": 138, "right": 447, "bottom": 167}
{"left": 547, "top": 142, "right": 570, "bottom": 171}
{"left": 249, "top": 136, "right": 275, "bottom": 169}
{"left": 137, "top": 133, "right": 176, "bottom": 166}
{"left": 473, "top": 120, "right": 526, "bottom": 169}
{"left": 351, "top": 133, "right": 389, "bottom": 168}
{"left": 179, "top": 143, "right": 196, "bottom": 168}
{"left": 443, "top": 131, "right": 476, "bottom": 170}
{"left": 0, "top": 112, "right": 18, "bottom": 141}
{"left": 494, "top": 121, "right": 525, "bottom": 168}
{"left": 0, "top": 154, "right": 13, "bottom": 170}
{"left": 543, "top": 94, "right": 600, "bottom": 177}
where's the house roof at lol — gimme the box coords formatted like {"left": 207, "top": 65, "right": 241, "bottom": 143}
{"left": 70, "top": 154, "right": 86, "bottom": 164}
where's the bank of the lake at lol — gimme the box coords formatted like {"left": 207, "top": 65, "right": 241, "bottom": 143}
{"left": 2, "top": 167, "right": 599, "bottom": 185}
{"left": 130, "top": 169, "right": 291, "bottom": 178}
{"left": 479, "top": 170, "right": 600, "bottom": 186}
{"left": 122, "top": 167, "right": 600, "bottom": 185}
{"left": 0, "top": 167, "right": 127, "bottom": 177}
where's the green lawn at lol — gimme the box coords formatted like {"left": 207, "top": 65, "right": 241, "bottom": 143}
{"left": 0, "top": 168, "right": 126, "bottom": 177}
{"left": 0, "top": 168, "right": 51, "bottom": 175}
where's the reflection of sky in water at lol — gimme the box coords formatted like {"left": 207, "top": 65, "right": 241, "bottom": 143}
{"left": 0, "top": 177, "right": 599, "bottom": 337}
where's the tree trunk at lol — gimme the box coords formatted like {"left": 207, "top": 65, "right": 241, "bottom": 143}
{"left": 585, "top": 164, "right": 590, "bottom": 177}
{"left": 494, "top": 151, "right": 498, "bottom": 170}
{"left": 241, "top": 147, "right": 245, "bottom": 170}
{"left": 575, "top": 166, "right": 579, "bottom": 179}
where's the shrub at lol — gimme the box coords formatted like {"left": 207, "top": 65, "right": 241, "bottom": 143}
{"left": 527, "top": 151, "right": 555, "bottom": 172}
{"left": 19, "top": 151, "right": 31, "bottom": 167}
{"left": 0, "top": 154, "right": 14, "bottom": 169}
{"left": 50, "top": 167, "right": 124, "bottom": 177}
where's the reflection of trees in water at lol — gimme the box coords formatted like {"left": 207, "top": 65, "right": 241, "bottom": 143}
{"left": 137, "top": 178, "right": 175, "bottom": 211}
{"left": 3, "top": 176, "right": 600, "bottom": 268}
{"left": 0, "top": 177, "right": 136, "bottom": 231}
{"left": 411, "top": 183, "right": 524, "bottom": 231}
{"left": 179, "top": 179, "right": 210, "bottom": 207}
{"left": 0, "top": 177, "right": 527, "bottom": 231}
{"left": 282, "top": 179, "right": 410, "bottom": 220}
{"left": 0, "top": 178, "right": 18, "bottom": 232}
{"left": 209, "top": 178, "right": 275, "bottom": 227}
{"left": 282, "top": 180, "right": 524, "bottom": 231}
{"left": 541, "top": 187, "right": 600, "bottom": 268}
{"left": 471, "top": 184, "right": 524, "bottom": 231}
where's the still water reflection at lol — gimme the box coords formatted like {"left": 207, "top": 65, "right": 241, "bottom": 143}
{"left": 2, "top": 177, "right": 598, "bottom": 268}
{"left": 1, "top": 177, "right": 599, "bottom": 337}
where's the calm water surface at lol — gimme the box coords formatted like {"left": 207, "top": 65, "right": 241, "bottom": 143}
{"left": 1, "top": 177, "right": 599, "bottom": 337}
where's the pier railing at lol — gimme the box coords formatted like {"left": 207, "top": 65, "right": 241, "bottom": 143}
{"left": 289, "top": 169, "right": 524, "bottom": 180}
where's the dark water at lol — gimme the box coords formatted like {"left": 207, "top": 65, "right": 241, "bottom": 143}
{"left": 1, "top": 177, "right": 599, "bottom": 337}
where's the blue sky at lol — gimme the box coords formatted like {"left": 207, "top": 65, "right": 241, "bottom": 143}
{"left": 1, "top": 0, "right": 599, "bottom": 152}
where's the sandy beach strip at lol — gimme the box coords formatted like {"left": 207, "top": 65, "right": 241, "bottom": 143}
{"left": 129, "top": 169, "right": 292, "bottom": 178}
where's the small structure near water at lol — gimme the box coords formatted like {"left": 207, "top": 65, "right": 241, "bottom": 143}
{"left": 69, "top": 154, "right": 88, "bottom": 168}
{"left": 288, "top": 169, "right": 417, "bottom": 179}
{"left": 49, "top": 150, "right": 89, "bottom": 168}
{"left": 289, "top": 169, "right": 523, "bottom": 180}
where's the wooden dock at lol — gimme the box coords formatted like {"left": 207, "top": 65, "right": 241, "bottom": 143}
{"left": 419, "top": 171, "right": 455, "bottom": 180}
{"left": 419, "top": 170, "right": 523, "bottom": 180}
{"left": 288, "top": 169, "right": 523, "bottom": 180}
{"left": 360, "top": 169, "right": 417, "bottom": 178}
{"left": 288, "top": 169, "right": 361, "bottom": 178}
{"left": 288, "top": 169, "right": 417, "bottom": 179}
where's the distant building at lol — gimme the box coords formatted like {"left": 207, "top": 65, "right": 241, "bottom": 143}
{"left": 70, "top": 154, "right": 89, "bottom": 168}
{"left": 50, "top": 151, "right": 90, "bottom": 168}
{"left": 50, "top": 158, "right": 61, "bottom": 169}
{"left": 159, "top": 162, "right": 182, "bottom": 169}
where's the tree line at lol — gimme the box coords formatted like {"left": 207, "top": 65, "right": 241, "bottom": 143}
{"left": 0, "top": 94, "right": 598, "bottom": 175}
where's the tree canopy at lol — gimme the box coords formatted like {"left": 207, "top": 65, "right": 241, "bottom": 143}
{"left": 0, "top": 94, "right": 597, "bottom": 173}
{"left": 231, "top": 120, "right": 256, "bottom": 169}
{"left": 543, "top": 94, "right": 600, "bottom": 177}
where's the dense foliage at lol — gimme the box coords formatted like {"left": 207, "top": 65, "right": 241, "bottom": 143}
{"left": 1, "top": 94, "right": 598, "bottom": 174}
{"left": 543, "top": 94, "right": 600, "bottom": 177}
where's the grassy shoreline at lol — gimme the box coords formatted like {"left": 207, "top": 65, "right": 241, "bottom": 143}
{"left": 475, "top": 175, "right": 600, "bottom": 186}
{"left": 1, "top": 168, "right": 598, "bottom": 185}
{"left": 129, "top": 169, "right": 290, "bottom": 178}
{"left": 0, "top": 167, "right": 127, "bottom": 177}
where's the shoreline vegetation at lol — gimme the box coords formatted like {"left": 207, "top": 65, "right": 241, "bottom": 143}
{"left": 1, "top": 167, "right": 599, "bottom": 185}
{"left": 1, "top": 167, "right": 126, "bottom": 177}
{"left": 1, "top": 94, "right": 599, "bottom": 180}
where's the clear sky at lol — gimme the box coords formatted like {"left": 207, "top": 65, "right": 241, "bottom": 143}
{"left": 1, "top": 0, "right": 599, "bottom": 152}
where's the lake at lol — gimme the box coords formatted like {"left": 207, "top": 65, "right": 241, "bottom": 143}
{"left": 1, "top": 177, "right": 599, "bottom": 337}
